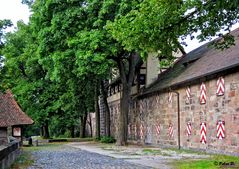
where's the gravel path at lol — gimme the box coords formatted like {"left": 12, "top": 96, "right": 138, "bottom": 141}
{"left": 27, "top": 145, "right": 151, "bottom": 169}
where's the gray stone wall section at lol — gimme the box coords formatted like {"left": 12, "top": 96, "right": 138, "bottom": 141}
{"left": 0, "top": 141, "right": 20, "bottom": 169}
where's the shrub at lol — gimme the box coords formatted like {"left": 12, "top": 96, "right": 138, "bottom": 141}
{"left": 100, "top": 136, "right": 116, "bottom": 143}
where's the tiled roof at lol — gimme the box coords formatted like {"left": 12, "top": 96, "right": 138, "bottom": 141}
{"left": 0, "top": 90, "right": 34, "bottom": 127}
{"left": 142, "top": 28, "right": 239, "bottom": 95}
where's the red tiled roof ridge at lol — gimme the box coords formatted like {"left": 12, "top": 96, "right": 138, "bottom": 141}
{"left": 0, "top": 90, "right": 34, "bottom": 127}
{"left": 140, "top": 26, "right": 239, "bottom": 96}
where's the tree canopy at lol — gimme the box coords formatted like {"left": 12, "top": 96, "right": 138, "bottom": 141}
{"left": 107, "top": 0, "right": 239, "bottom": 62}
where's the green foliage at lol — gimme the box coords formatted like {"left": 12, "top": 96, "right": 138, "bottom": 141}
{"left": 0, "top": 19, "right": 12, "bottom": 49}
{"left": 0, "top": 1, "right": 101, "bottom": 138}
{"left": 94, "top": 137, "right": 101, "bottom": 142}
{"left": 11, "top": 149, "right": 34, "bottom": 169}
{"left": 107, "top": 0, "right": 239, "bottom": 60}
{"left": 23, "top": 125, "right": 41, "bottom": 138}
{"left": 100, "top": 136, "right": 116, "bottom": 143}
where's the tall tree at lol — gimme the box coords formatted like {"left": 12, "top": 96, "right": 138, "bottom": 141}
{"left": 0, "top": 19, "right": 12, "bottom": 49}
{"left": 0, "top": 19, "right": 12, "bottom": 79}
{"left": 68, "top": 0, "right": 142, "bottom": 145}
{"left": 29, "top": 0, "right": 97, "bottom": 138}
{"left": 0, "top": 21, "right": 61, "bottom": 138}
{"left": 107, "top": 0, "right": 239, "bottom": 60}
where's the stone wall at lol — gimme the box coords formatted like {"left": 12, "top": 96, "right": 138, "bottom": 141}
{"left": 0, "top": 141, "right": 20, "bottom": 169}
{"left": 99, "top": 95, "right": 106, "bottom": 136}
{"left": 108, "top": 100, "right": 120, "bottom": 138}
{"left": 107, "top": 71, "right": 239, "bottom": 155}
{"left": 85, "top": 113, "right": 95, "bottom": 137}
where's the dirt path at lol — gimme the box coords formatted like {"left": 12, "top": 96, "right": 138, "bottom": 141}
{"left": 68, "top": 142, "right": 210, "bottom": 169}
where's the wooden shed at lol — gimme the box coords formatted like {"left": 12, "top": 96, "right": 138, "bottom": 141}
{"left": 0, "top": 90, "right": 33, "bottom": 145}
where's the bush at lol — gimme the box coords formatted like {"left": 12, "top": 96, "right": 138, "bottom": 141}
{"left": 94, "top": 137, "right": 101, "bottom": 142}
{"left": 100, "top": 136, "right": 116, "bottom": 143}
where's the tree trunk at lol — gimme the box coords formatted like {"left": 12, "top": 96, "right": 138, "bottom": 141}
{"left": 95, "top": 82, "right": 101, "bottom": 138}
{"left": 80, "top": 112, "right": 87, "bottom": 138}
{"left": 40, "top": 126, "right": 44, "bottom": 137}
{"left": 117, "top": 84, "right": 131, "bottom": 145}
{"left": 42, "top": 121, "right": 50, "bottom": 139}
{"left": 116, "top": 52, "right": 140, "bottom": 146}
{"left": 101, "top": 80, "right": 111, "bottom": 137}
{"left": 88, "top": 113, "right": 93, "bottom": 137}
{"left": 70, "top": 125, "right": 75, "bottom": 138}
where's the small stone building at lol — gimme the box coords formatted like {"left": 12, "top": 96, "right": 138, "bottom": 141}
{"left": 0, "top": 90, "right": 33, "bottom": 145}
{"left": 103, "top": 28, "right": 239, "bottom": 155}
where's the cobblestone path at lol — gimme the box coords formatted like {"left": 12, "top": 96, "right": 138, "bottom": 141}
{"left": 27, "top": 145, "right": 151, "bottom": 169}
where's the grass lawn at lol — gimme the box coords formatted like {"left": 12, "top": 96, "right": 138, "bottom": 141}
{"left": 10, "top": 148, "right": 33, "bottom": 169}
{"left": 173, "top": 154, "right": 239, "bottom": 169}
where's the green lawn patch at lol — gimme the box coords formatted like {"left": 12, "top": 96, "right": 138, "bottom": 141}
{"left": 165, "top": 148, "right": 207, "bottom": 155}
{"left": 173, "top": 154, "right": 239, "bottom": 169}
{"left": 142, "top": 148, "right": 162, "bottom": 154}
{"left": 11, "top": 148, "right": 33, "bottom": 169}
{"left": 142, "top": 148, "right": 171, "bottom": 156}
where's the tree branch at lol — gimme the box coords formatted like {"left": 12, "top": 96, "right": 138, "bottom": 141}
{"left": 117, "top": 58, "right": 127, "bottom": 85}
{"left": 159, "top": 1, "right": 215, "bottom": 32}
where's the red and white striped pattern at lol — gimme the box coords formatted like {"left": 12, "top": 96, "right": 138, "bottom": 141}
{"left": 186, "top": 122, "right": 192, "bottom": 136}
{"left": 134, "top": 125, "right": 137, "bottom": 137}
{"left": 155, "top": 123, "right": 160, "bottom": 135}
{"left": 156, "top": 95, "right": 160, "bottom": 104}
{"left": 140, "top": 124, "right": 144, "bottom": 139}
{"left": 168, "top": 124, "right": 174, "bottom": 138}
{"left": 200, "top": 122, "right": 207, "bottom": 144}
{"left": 217, "top": 121, "right": 225, "bottom": 139}
{"left": 200, "top": 83, "right": 206, "bottom": 104}
{"left": 168, "top": 92, "right": 173, "bottom": 103}
{"left": 186, "top": 86, "right": 191, "bottom": 101}
{"left": 216, "top": 77, "right": 225, "bottom": 96}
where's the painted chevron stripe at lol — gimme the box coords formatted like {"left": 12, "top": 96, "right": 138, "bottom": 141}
{"left": 186, "top": 122, "right": 192, "bottom": 136}
{"left": 216, "top": 77, "right": 225, "bottom": 96}
{"left": 140, "top": 124, "right": 144, "bottom": 139}
{"left": 186, "top": 86, "right": 191, "bottom": 101}
{"left": 168, "top": 92, "right": 173, "bottom": 103}
{"left": 168, "top": 124, "right": 174, "bottom": 138}
{"left": 200, "top": 83, "right": 206, "bottom": 104}
{"left": 134, "top": 124, "right": 137, "bottom": 137}
{"left": 217, "top": 121, "right": 225, "bottom": 139}
{"left": 200, "top": 122, "right": 206, "bottom": 144}
{"left": 156, "top": 95, "right": 160, "bottom": 104}
{"left": 155, "top": 123, "right": 160, "bottom": 135}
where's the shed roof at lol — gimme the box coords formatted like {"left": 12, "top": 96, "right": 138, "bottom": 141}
{"left": 142, "top": 28, "right": 239, "bottom": 96}
{"left": 0, "top": 90, "right": 34, "bottom": 127}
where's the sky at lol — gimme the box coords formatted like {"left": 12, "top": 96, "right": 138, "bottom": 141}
{"left": 0, "top": 0, "right": 238, "bottom": 53}
{"left": 0, "top": 0, "right": 30, "bottom": 25}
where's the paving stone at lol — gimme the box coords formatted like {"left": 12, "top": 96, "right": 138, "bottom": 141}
{"left": 27, "top": 145, "right": 150, "bottom": 169}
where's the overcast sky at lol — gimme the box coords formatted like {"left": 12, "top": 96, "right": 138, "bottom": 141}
{"left": 0, "top": 0, "right": 30, "bottom": 25}
{"left": 0, "top": 0, "right": 238, "bottom": 53}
